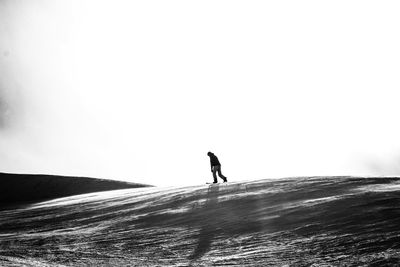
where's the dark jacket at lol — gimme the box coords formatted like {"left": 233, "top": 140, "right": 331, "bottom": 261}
{"left": 209, "top": 153, "right": 221, "bottom": 167}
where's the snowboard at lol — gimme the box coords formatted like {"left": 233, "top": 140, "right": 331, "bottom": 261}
{"left": 206, "top": 181, "right": 228, "bottom": 185}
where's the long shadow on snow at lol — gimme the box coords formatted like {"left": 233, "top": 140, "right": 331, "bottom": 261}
{"left": 135, "top": 184, "right": 264, "bottom": 261}
{"left": 188, "top": 184, "right": 219, "bottom": 260}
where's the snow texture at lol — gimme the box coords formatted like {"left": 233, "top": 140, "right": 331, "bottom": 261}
{"left": 1, "top": 177, "right": 400, "bottom": 266}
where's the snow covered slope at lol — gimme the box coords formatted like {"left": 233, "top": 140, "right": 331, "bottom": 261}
{"left": 1, "top": 177, "right": 400, "bottom": 266}
{"left": 0, "top": 172, "right": 150, "bottom": 207}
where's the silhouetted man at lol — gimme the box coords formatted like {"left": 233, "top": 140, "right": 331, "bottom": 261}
{"left": 207, "top": 152, "right": 228, "bottom": 183}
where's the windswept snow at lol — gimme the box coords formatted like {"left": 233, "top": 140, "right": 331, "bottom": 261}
{"left": 1, "top": 177, "right": 400, "bottom": 266}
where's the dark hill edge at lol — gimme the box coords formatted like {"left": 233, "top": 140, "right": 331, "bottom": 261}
{"left": 0, "top": 172, "right": 151, "bottom": 207}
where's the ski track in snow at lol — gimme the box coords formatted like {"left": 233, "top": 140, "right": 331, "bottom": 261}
{"left": 1, "top": 177, "right": 400, "bottom": 266}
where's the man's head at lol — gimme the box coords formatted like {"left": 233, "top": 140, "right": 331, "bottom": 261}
{"left": 207, "top": 152, "right": 212, "bottom": 157}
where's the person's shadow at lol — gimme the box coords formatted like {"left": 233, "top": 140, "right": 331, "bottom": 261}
{"left": 188, "top": 184, "right": 220, "bottom": 261}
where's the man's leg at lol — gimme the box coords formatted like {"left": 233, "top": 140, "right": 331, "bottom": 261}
{"left": 216, "top": 165, "right": 227, "bottom": 182}
{"left": 212, "top": 167, "right": 218, "bottom": 183}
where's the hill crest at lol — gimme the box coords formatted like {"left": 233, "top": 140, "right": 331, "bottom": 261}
{"left": 0, "top": 172, "right": 151, "bottom": 207}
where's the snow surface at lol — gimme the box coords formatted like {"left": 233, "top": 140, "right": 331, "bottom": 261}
{"left": 1, "top": 177, "right": 400, "bottom": 266}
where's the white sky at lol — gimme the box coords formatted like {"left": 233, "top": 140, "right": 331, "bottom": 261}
{"left": 1, "top": 0, "right": 400, "bottom": 186}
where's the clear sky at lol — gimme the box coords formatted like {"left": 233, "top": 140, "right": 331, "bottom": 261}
{"left": 1, "top": 0, "right": 400, "bottom": 186}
